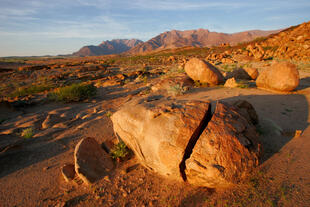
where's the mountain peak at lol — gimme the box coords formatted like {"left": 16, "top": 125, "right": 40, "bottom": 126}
{"left": 127, "top": 28, "right": 280, "bottom": 54}
{"left": 73, "top": 39, "right": 143, "bottom": 57}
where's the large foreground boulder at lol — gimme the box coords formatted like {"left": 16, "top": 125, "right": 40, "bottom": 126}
{"left": 111, "top": 96, "right": 261, "bottom": 187}
{"left": 184, "top": 58, "right": 224, "bottom": 85}
{"left": 256, "top": 62, "right": 299, "bottom": 92}
{"left": 74, "top": 137, "right": 114, "bottom": 185}
{"left": 185, "top": 102, "right": 261, "bottom": 188}
{"left": 111, "top": 96, "right": 211, "bottom": 180}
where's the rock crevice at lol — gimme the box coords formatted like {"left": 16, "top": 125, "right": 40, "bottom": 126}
{"left": 179, "top": 103, "right": 213, "bottom": 181}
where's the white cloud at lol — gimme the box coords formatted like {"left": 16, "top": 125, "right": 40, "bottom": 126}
{"left": 129, "top": 0, "right": 249, "bottom": 10}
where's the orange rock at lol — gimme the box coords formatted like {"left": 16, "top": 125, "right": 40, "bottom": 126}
{"left": 184, "top": 58, "right": 224, "bottom": 86}
{"left": 111, "top": 97, "right": 211, "bottom": 181}
{"left": 256, "top": 61, "right": 299, "bottom": 92}
{"left": 61, "top": 164, "right": 75, "bottom": 182}
{"left": 224, "top": 77, "right": 239, "bottom": 88}
{"left": 185, "top": 102, "right": 261, "bottom": 188}
{"left": 244, "top": 67, "right": 259, "bottom": 80}
{"left": 74, "top": 137, "right": 114, "bottom": 185}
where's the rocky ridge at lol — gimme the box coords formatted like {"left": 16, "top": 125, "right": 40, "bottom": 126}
{"left": 128, "top": 29, "right": 279, "bottom": 54}
{"left": 206, "top": 21, "right": 310, "bottom": 63}
{"left": 73, "top": 39, "right": 143, "bottom": 57}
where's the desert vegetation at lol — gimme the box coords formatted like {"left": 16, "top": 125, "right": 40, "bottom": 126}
{"left": 48, "top": 83, "right": 97, "bottom": 102}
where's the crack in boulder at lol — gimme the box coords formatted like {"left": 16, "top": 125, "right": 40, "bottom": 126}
{"left": 111, "top": 97, "right": 261, "bottom": 187}
{"left": 184, "top": 101, "right": 261, "bottom": 188}
{"left": 179, "top": 103, "right": 214, "bottom": 181}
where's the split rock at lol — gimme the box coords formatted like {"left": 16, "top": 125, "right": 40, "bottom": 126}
{"left": 74, "top": 137, "right": 114, "bottom": 185}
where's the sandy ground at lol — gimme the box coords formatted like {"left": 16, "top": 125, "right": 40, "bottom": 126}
{"left": 0, "top": 67, "right": 310, "bottom": 207}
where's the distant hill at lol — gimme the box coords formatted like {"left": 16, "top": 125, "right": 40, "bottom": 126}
{"left": 73, "top": 39, "right": 143, "bottom": 57}
{"left": 127, "top": 29, "right": 280, "bottom": 54}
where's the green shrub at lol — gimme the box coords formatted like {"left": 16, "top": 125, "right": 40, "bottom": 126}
{"left": 21, "top": 127, "right": 34, "bottom": 138}
{"left": 50, "top": 83, "right": 96, "bottom": 102}
{"left": 10, "top": 83, "right": 54, "bottom": 97}
{"left": 168, "top": 84, "right": 187, "bottom": 96}
{"left": 237, "top": 80, "right": 250, "bottom": 88}
{"left": 124, "top": 79, "right": 131, "bottom": 84}
{"left": 140, "top": 88, "right": 151, "bottom": 95}
{"left": 238, "top": 84, "right": 249, "bottom": 88}
{"left": 105, "top": 111, "right": 113, "bottom": 117}
{"left": 110, "top": 141, "right": 129, "bottom": 160}
{"left": 220, "top": 63, "right": 237, "bottom": 72}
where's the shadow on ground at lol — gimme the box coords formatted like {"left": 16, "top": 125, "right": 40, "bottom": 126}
{"left": 296, "top": 77, "right": 310, "bottom": 90}
{"left": 220, "top": 94, "right": 308, "bottom": 162}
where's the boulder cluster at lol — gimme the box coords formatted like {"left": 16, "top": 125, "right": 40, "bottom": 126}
{"left": 183, "top": 57, "right": 300, "bottom": 92}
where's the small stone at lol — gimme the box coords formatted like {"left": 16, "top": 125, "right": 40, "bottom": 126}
{"left": 43, "top": 166, "right": 50, "bottom": 171}
{"left": 81, "top": 114, "right": 93, "bottom": 120}
{"left": 61, "top": 164, "right": 75, "bottom": 182}
{"left": 54, "top": 201, "right": 66, "bottom": 207}
{"left": 295, "top": 130, "right": 302, "bottom": 137}
{"left": 224, "top": 77, "right": 239, "bottom": 88}
{"left": 74, "top": 137, "right": 114, "bottom": 185}
{"left": 103, "top": 175, "right": 111, "bottom": 183}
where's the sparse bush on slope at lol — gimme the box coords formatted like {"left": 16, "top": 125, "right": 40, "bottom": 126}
{"left": 49, "top": 83, "right": 96, "bottom": 102}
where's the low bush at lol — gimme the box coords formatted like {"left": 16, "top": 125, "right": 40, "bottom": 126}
{"left": 49, "top": 83, "right": 96, "bottom": 102}
{"left": 110, "top": 141, "right": 129, "bottom": 160}
{"left": 21, "top": 127, "right": 34, "bottom": 138}
{"left": 10, "top": 83, "right": 54, "bottom": 97}
{"left": 168, "top": 84, "right": 187, "bottom": 96}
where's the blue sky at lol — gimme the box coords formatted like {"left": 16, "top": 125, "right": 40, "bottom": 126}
{"left": 0, "top": 0, "right": 309, "bottom": 57}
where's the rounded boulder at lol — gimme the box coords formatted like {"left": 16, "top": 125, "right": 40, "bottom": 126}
{"left": 184, "top": 58, "right": 224, "bottom": 85}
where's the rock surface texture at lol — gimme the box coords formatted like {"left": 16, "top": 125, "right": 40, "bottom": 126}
{"left": 244, "top": 67, "right": 259, "bottom": 80}
{"left": 184, "top": 58, "right": 224, "bottom": 85}
{"left": 256, "top": 61, "right": 300, "bottom": 92}
{"left": 185, "top": 102, "right": 261, "bottom": 188}
{"left": 74, "top": 137, "right": 114, "bottom": 185}
{"left": 111, "top": 96, "right": 261, "bottom": 188}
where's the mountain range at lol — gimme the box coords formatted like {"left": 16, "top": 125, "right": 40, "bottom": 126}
{"left": 73, "top": 39, "right": 143, "bottom": 57}
{"left": 73, "top": 29, "right": 280, "bottom": 56}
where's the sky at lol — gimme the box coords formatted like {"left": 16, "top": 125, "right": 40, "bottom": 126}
{"left": 0, "top": 0, "right": 309, "bottom": 57}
